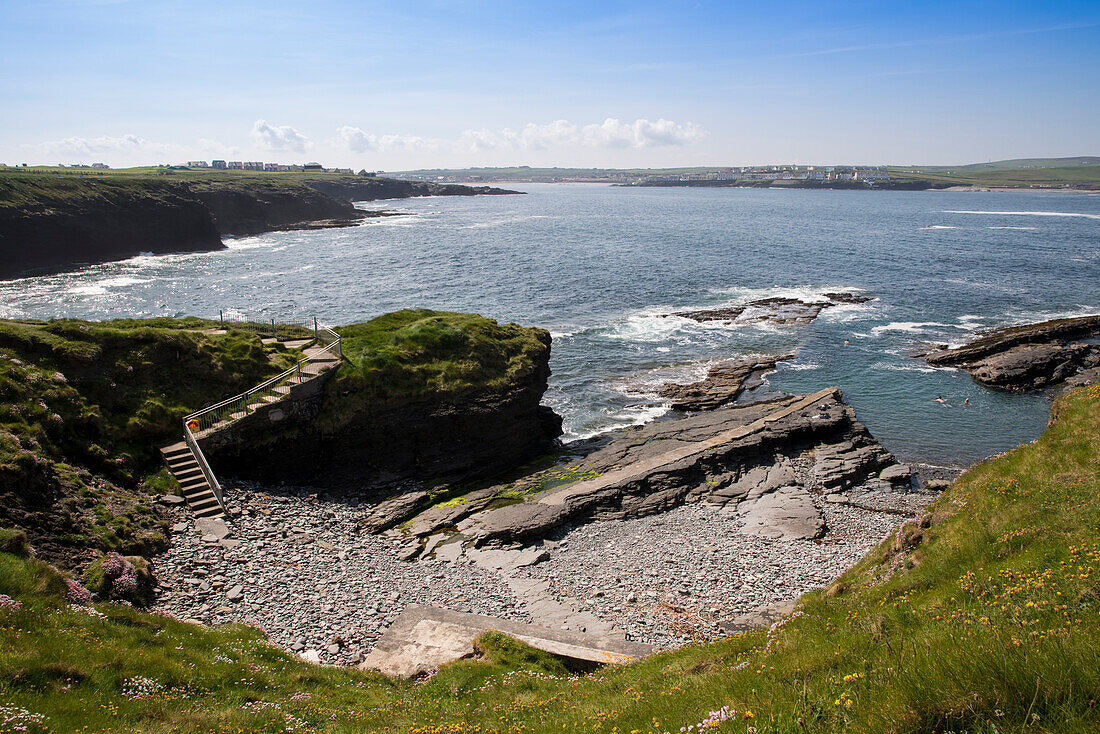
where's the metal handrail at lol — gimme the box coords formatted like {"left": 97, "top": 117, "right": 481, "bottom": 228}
{"left": 183, "top": 322, "right": 341, "bottom": 434}
{"left": 183, "top": 421, "right": 226, "bottom": 514}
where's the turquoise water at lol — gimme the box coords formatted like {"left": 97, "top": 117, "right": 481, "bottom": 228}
{"left": 1, "top": 184, "right": 1097, "bottom": 466}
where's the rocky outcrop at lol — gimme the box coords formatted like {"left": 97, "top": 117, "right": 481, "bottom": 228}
{"left": 671, "top": 293, "right": 872, "bottom": 326}
{"left": 190, "top": 182, "right": 367, "bottom": 235}
{"left": 923, "top": 315, "right": 1100, "bottom": 390}
{"left": 301, "top": 178, "right": 521, "bottom": 202}
{"left": 657, "top": 355, "right": 792, "bottom": 411}
{"left": 204, "top": 319, "right": 563, "bottom": 492}
{"left": 386, "top": 388, "right": 907, "bottom": 549}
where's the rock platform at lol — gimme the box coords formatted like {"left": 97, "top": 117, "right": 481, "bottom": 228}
{"left": 360, "top": 605, "right": 653, "bottom": 678}
{"left": 923, "top": 315, "right": 1100, "bottom": 391}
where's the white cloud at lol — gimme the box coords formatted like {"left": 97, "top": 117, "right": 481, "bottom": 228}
{"left": 251, "top": 119, "right": 311, "bottom": 152}
{"left": 581, "top": 118, "right": 707, "bottom": 148}
{"left": 196, "top": 138, "right": 241, "bottom": 157}
{"left": 459, "top": 118, "right": 706, "bottom": 151}
{"left": 341, "top": 117, "right": 706, "bottom": 157}
{"left": 337, "top": 126, "right": 435, "bottom": 153}
{"left": 34, "top": 134, "right": 176, "bottom": 158}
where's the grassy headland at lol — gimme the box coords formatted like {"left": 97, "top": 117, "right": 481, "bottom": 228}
{"left": 1, "top": 371, "right": 1098, "bottom": 730}
{"left": 0, "top": 318, "right": 299, "bottom": 566}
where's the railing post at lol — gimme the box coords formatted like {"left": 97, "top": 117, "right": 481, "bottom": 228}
{"left": 219, "top": 310, "right": 223, "bottom": 326}
{"left": 314, "top": 317, "right": 319, "bottom": 340}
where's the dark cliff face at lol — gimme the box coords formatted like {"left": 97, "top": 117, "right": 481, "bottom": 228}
{"left": 190, "top": 181, "right": 365, "bottom": 235}
{"left": 0, "top": 178, "right": 223, "bottom": 278}
{"left": 0, "top": 174, "right": 518, "bottom": 280}
{"left": 204, "top": 312, "right": 563, "bottom": 490}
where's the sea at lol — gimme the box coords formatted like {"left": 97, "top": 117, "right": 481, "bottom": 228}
{"left": 1, "top": 184, "right": 1097, "bottom": 468}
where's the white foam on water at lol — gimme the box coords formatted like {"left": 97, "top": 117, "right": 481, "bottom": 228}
{"left": 781, "top": 361, "right": 821, "bottom": 371}
{"left": 942, "top": 210, "right": 1100, "bottom": 221}
{"left": 870, "top": 321, "right": 954, "bottom": 336}
{"left": 1003, "top": 306, "right": 1100, "bottom": 325}
{"left": 706, "top": 284, "right": 858, "bottom": 304}
{"left": 987, "top": 226, "right": 1038, "bottom": 230}
{"left": 656, "top": 346, "right": 670, "bottom": 352}
{"left": 919, "top": 225, "right": 958, "bottom": 230}
{"left": 566, "top": 404, "right": 670, "bottom": 441}
{"left": 67, "top": 285, "right": 108, "bottom": 296}
{"left": 871, "top": 361, "right": 956, "bottom": 374}
{"left": 818, "top": 301, "right": 879, "bottom": 323}
{"left": 602, "top": 310, "right": 694, "bottom": 343}
{"left": 97, "top": 276, "right": 151, "bottom": 288}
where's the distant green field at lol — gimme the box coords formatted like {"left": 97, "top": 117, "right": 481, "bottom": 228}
{"left": 887, "top": 165, "right": 1100, "bottom": 189}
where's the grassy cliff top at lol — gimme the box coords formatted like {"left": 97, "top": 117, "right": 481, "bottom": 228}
{"left": 1, "top": 383, "right": 1099, "bottom": 731}
{"left": 0, "top": 169, "right": 382, "bottom": 209}
{"left": 315, "top": 310, "right": 551, "bottom": 431}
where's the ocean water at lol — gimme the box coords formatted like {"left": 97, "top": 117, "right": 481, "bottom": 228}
{"left": 1, "top": 184, "right": 1097, "bottom": 467}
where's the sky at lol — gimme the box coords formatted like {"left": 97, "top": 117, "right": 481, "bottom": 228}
{"left": 2, "top": 0, "right": 1098, "bottom": 170}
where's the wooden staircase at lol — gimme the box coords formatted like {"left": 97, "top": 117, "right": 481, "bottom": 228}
{"left": 160, "top": 442, "right": 225, "bottom": 518}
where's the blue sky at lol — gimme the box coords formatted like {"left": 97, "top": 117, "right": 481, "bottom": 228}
{"left": 2, "top": 0, "right": 1098, "bottom": 168}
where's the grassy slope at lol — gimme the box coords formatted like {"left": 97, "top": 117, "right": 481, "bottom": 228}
{"left": 0, "top": 318, "right": 298, "bottom": 563}
{"left": 1, "top": 384, "right": 1098, "bottom": 732}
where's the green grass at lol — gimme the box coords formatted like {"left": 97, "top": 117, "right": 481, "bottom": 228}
{"left": 317, "top": 310, "right": 550, "bottom": 430}
{"left": 2, "top": 385, "right": 1099, "bottom": 732}
{"left": 0, "top": 168, "right": 384, "bottom": 209}
{"left": 0, "top": 318, "right": 298, "bottom": 562}
{"left": 887, "top": 165, "right": 1100, "bottom": 189}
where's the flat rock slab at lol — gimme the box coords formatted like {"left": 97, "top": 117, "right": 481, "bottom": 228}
{"left": 195, "top": 517, "right": 231, "bottom": 540}
{"left": 739, "top": 486, "right": 825, "bottom": 540}
{"left": 359, "top": 605, "right": 653, "bottom": 678}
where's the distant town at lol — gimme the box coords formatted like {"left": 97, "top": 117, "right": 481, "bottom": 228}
{"left": 3, "top": 160, "right": 378, "bottom": 176}
{"left": 392, "top": 165, "right": 892, "bottom": 185}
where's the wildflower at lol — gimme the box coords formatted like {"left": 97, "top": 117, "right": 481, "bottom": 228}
{"left": 65, "top": 578, "right": 92, "bottom": 605}
{"left": 0, "top": 594, "right": 21, "bottom": 611}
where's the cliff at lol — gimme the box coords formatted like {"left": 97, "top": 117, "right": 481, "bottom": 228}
{"left": 0, "top": 172, "right": 520, "bottom": 279}
{"left": 0, "top": 176, "right": 223, "bottom": 277}
{"left": 203, "top": 310, "right": 563, "bottom": 489}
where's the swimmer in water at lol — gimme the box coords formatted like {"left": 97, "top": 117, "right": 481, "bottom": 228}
{"left": 935, "top": 396, "right": 949, "bottom": 405}
{"left": 844, "top": 339, "right": 850, "bottom": 345}
{"left": 964, "top": 397, "right": 971, "bottom": 406}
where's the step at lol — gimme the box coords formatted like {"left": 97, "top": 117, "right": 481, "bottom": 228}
{"left": 190, "top": 496, "right": 222, "bottom": 512}
{"left": 179, "top": 479, "right": 210, "bottom": 494}
{"left": 168, "top": 458, "right": 200, "bottom": 472}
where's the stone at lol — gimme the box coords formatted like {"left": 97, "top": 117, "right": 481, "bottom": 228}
{"left": 655, "top": 355, "right": 793, "bottom": 411}
{"left": 300, "top": 649, "right": 321, "bottom": 663}
{"left": 218, "top": 539, "right": 242, "bottom": 549}
{"left": 226, "top": 585, "right": 244, "bottom": 601}
{"left": 195, "top": 517, "right": 231, "bottom": 540}
{"left": 718, "top": 601, "right": 799, "bottom": 633}
{"left": 879, "top": 464, "right": 912, "bottom": 485}
{"left": 159, "top": 494, "right": 186, "bottom": 506}
{"left": 171, "top": 522, "right": 189, "bottom": 532}
{"left": 359, "top": 605, "right": 653, "bottom": 678}
{"left": 739, "top": 486, "right": 826, "bottom": 541}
